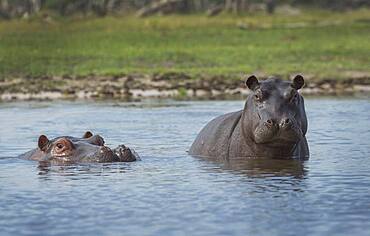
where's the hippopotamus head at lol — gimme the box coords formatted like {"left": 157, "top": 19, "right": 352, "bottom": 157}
{"left": 244, "top": 75, "right": 307, "bottom": 149}
{"left": 31, "top": 131, "right": 136, "bottom": 163}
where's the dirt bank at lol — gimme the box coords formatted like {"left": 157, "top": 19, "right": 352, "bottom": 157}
{"left": 0, "top": 73, "right": 369, "bottom": 101}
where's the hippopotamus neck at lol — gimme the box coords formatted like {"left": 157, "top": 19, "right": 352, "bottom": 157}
{"left": 240, "top": 97, "right": 255, "bottom": 145}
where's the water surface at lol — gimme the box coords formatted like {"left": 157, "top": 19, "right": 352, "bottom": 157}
{"left": 0, "top": 98, "right": 369, "bottom": 236}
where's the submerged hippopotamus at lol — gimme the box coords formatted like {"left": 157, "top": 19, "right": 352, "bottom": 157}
{"left": 189, "top": 75, "right": 309, "bottom": 159}
{"left": 20, "top": 131, "right": 139, "bottom": 163}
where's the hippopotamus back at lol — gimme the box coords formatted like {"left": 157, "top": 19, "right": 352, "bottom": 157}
{"left": 189, "top": 111, "right": 243, "bottom": 158}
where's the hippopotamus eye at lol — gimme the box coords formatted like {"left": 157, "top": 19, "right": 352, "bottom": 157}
{"left": 56, "top": 143, "right": 64, "bottom": 149}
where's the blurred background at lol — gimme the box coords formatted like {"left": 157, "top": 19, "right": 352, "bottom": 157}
{"left": 1, "top": 0, "right": 370, "bottom": 18}
{"left": 0, "top": 0, "right": 369, "bottom": 100}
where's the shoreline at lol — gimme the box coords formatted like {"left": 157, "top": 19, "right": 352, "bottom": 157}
{"left": 1, "top": 73, "right": 369, "bottom": 101}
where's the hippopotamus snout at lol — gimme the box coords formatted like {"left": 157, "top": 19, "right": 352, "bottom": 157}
{"left": 263, "top": 117, "right": 293, "bottom": 130}
{"left": 93, "top": 144, "right": 139, "bottom": 162}
{"left": 99, "top": 145, "right": 112, "bottom": 154}
{"left": 255, "top": 114, "right": 302, "bottom": 144}
{"left": 95, "top": 145, "right": 116, "bottom": 162}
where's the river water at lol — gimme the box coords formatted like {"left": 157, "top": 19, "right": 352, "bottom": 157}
{"left": 0, "top": 98, "right": 369, "bottom": 236}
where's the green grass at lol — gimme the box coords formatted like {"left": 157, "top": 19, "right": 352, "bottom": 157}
{"left": 0, "top": 9, "right": 369, "bottom": 79}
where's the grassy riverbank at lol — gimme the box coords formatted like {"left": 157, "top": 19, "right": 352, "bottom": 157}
{"left": 0, "top": 9, "right": 370, "bottom": 80}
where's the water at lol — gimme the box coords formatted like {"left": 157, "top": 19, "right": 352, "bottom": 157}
{"left": 0, "top": 98, "right": 369, "bottom": 236}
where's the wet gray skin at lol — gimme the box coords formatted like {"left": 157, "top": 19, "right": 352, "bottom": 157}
{"left": 19, "top": 131, "right": 139, "bottom": 163}
{"left": 189, "top": 75, "right": 309, "bottom": 159}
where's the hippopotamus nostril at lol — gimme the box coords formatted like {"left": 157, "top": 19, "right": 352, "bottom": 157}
{"left": 280, "top": 118, "right": 292, "bottom": 129}
{"left": 99, "top": 146, "right": 110, "bottom": 153}
{"left": 264, "top": 119, "right": 274, "bottom": 127}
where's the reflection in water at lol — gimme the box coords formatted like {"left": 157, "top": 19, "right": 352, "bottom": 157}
{"left": 37, "top": 161, "right": 133, "bottom": 177}
{"left": 211, "top": 158, "right": 306, "bottom": 178}
{"left": 194, "top": 156, "right": 307, "bottom": 194}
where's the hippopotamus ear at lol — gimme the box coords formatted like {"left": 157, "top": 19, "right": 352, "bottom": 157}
{"left": 38, "top": 135, "right": 49, "bottom": 152}
{"left": 292, "top": 75, "right": 305, "bottom": 90}
{"left": 82, "top": 131, "right": 93, "bottom": 139}
{"left": 245, "top": 75, "right": 260, "bottom": 91}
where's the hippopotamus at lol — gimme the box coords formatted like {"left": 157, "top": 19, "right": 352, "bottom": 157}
{"left": 189, "top": 75, "right": 309, "bottom": 159}
{"left": 19, "top": 131, "right": 139, "bottom": 163}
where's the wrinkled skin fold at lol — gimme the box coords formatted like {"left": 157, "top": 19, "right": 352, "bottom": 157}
{"left": 189, "top": 75, "right": 309, "bottom": 160}
{"left": 19, "top": 131, "right": 139, "bottom": 163}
